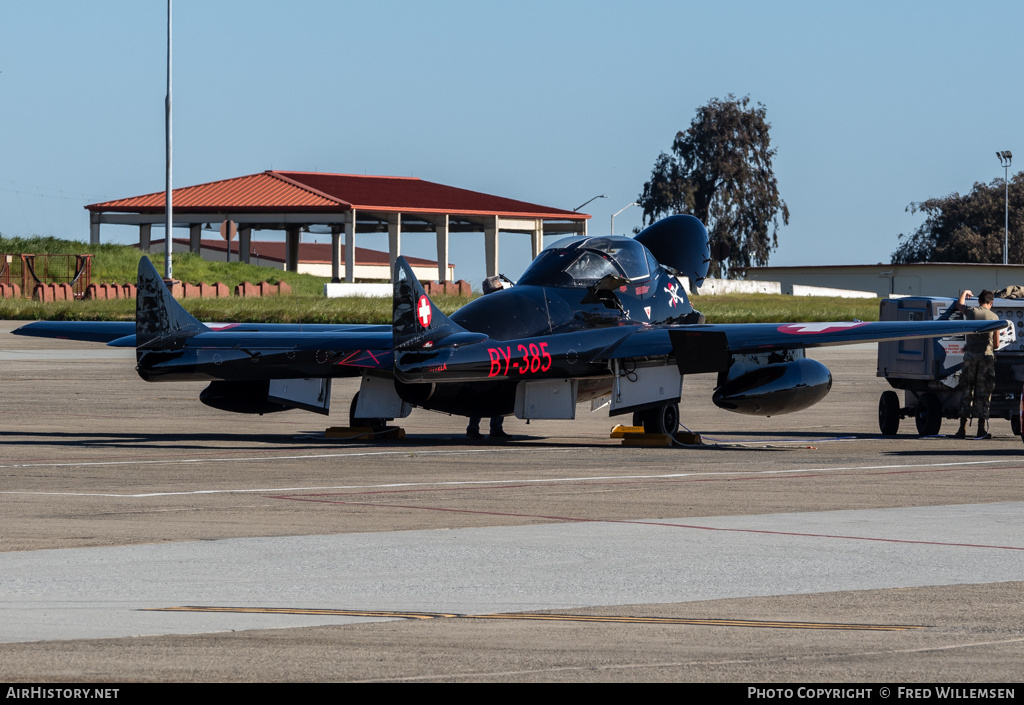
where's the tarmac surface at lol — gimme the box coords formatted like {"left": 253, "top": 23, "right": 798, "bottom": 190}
{"left": 2, "top": 320, "right": 1023, "bottom": 682}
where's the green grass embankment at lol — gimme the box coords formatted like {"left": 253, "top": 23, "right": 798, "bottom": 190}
{"left": 2, "top": 235, "right": 881, "bottom": 324}
{"left": 0, "top": 293, "right": 475, "bottom": 323}
{"left": 0, "top": 235, "right": 472, "bottom": 322}
{"left": 1, "top": 290, "right": 881, "bottom": 324}
{"left": 691, "top": 293, "right": 881, "bottom": 323}
{"left": 0, "top": 236, "right": 324, "bottom": 295}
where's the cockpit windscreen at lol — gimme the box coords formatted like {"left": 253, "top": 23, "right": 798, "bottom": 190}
{"left": 518, "top": 236, "right": 655, "bottom": 288}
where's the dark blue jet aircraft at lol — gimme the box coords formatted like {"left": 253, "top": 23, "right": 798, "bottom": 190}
{"left": 13, "top": 215, "right": 1006, "bottom": 435}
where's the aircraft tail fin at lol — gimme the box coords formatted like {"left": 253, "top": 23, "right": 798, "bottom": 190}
{"left": 135, "top": 256, "right": 208, "bottom": 347}
{"left": 635, "top": 214, "right": 712, "bottom": 287}
{"left": 393, "top": 256, "right": 481, "bottom": 351}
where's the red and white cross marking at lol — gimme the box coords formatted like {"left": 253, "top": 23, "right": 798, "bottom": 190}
{"left": 777, "top": 322, "right": 869, "bottom": 334}
{"left": 417, "top": 295, "right": 432, "bottom": 328}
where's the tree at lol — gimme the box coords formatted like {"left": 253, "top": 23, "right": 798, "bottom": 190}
{"left": 638, "top": 95, "right": 789, "bottom": 277}
{"left": 891, "top": 174, "right": 1024, "bottom": 264}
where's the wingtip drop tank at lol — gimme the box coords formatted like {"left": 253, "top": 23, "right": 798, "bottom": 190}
{"left": 712, "top": 354, "right": 833, "bottom": 415}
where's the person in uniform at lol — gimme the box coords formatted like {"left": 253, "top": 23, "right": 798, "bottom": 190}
{"left": 954, "top": 289, "right": 1001, "bottom": 439}
{"left": 466, "top": 415, "right": 509, "bottom": 440}
{"left": 467, "top": 275, "right": 511, "bottom": 440}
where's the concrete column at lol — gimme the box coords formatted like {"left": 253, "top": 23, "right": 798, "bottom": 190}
{"left": 344, "top": 210, "right": 357, "bottom": 283}
{"left": 285, "top": 226, "right": 301, "bottom": 273}
{"left": 139, "top": 223, "right": 152, "bottom": 253}
{"left": 531, "top": 219, "right": 543, "bottom": 260}
{"left": 387, "top": 213, "right": 402, "bottom": 275}
{"left": 90, "top": 213, "right": 100, "bottom": 245}
{"left": 330, "top": 225, "right": 342, "bottom": 283}
{"left": 484, "top": 217, "right": 499, "bottom": 278}
{"left": 239, "top": 227, "right": 252, "bottom": 264}
{"left": 189, "top": 224, "right": 202, "bottom": 254}
{"left": 435, "top": 215, "right": 449, "bottom": 282}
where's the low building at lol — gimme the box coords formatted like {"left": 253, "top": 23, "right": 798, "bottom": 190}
{"left": 88, "top": 170, "right": 590, "bottom": 283}
{"left": 738, "top": 263, "right": 1024, "bottom": 298}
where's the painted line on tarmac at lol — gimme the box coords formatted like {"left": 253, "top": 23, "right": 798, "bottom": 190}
{"left": 276, "top": 495, "right": 1024, "bottom": 551}
{"left": 277, "top": 460, "right": 1021, "bottom": 499}
{"left": 0, "top": 448, "right": 578, "bottom": 497}
{"left": 0, "top": 447, "right": 535, "bottom": 472}
{"left": 147, "top": 605, "right": 924, "bottom": 631}
{"left": 361, "top": 635, "right": 1024, "bottom": 682}
{"left": 0, "top": 456, "right": 1020, "bottom": 499}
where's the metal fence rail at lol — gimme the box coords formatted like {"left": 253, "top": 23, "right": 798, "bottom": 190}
{"left": 0, "top": 254, "right": 93, "bottom": 299}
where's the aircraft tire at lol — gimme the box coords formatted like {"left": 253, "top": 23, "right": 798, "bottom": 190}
{"left": 878, "top": 390, "right": 900, "bottom": 435}
{"left": 640, "top": 403, "right": 680, "bottom": 436}
{"left": 349, "top": 392, "right": 386, "bottom": 433}
{"left": 1019, "top": 391, "right": 1024, "bottom": 444}
{"left": 914, "top": 392, "right": 942, "bottom": 436}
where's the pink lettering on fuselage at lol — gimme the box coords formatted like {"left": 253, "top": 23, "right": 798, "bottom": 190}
{"left": 487, "top": 343, "right": 552, "bottom": 377}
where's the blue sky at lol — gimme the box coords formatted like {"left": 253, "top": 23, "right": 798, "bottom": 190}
{"left": 2, "top": 0, "right": 1022, "bottom": 287}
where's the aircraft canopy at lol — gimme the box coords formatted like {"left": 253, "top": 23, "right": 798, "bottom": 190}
{"left": 519, "top": 236, "right": 658, "bottom": 288}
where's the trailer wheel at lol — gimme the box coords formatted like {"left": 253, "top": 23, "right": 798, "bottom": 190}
{"left": 1020, "top": 392, "right": 1024, "bottom": 445}
{"left": 879, "top": 391, "right": 900, "bottom": 435}
{"left": 914, "top": 392, "right": 942, "bottom": 436}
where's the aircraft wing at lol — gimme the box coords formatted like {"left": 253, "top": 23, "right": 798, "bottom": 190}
{"left": 13, "top": 320, "right": 396, "bottom": 377}
{"left": 599, "top": 319, "right": 1009, "bottom": 373}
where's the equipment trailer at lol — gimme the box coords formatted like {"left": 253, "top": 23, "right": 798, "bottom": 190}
{"left": 877, "top": 296, "right": 1021, "bottom": 438}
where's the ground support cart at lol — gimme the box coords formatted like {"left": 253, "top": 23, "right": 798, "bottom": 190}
{"left": 876, "top": 296, "right": 1023, "bottom": 437}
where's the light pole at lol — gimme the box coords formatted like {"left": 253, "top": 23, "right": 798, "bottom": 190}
{"left": 573, "top": 194, "right": 605, "bottom": 212}
{"left": 164, "top": 0, "right": 173, "bottom": 280}
{"left": 997, "top": 151, "right": 1012, "bottom": 265}
{"left": 611, "top": 202, "right": 638, "bottom": 236}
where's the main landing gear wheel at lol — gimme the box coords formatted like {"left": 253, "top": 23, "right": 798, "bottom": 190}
{"left": 878, "top": 390, "right": 900, "bottom": 435}
{"left": 1012, "top": 412, "right": 1022, "bottom": 439}
{"left": 634, "top": 403, "right": 680, "bottom": 436}
{"left": 914, "top": 392, "right": 942, "bottom": 436}
{"left": 349, "top": 392, "right": 387, "bottom": 433}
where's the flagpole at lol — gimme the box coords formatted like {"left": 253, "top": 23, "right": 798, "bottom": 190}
{"left": 164, "top": 0, "right": 173, "bottom": 280}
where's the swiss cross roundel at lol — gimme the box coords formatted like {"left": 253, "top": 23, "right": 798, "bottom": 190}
{"left": 416, "top": 295, "right": 432, "bottom": 328}
{"left": 777, "top": 322, "right": 869, "bottom": 334}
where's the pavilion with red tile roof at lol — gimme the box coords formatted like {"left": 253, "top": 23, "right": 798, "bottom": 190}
{"left": 86, "top": 171, "right": 591, "bottom": 282}
{"left": 147, "top": 237, "right": 455, "bottom": 282}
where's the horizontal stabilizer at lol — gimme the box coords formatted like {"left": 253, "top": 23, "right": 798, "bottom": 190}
{"left": 11, "top": 321, "right": 135, "bottom": 343}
